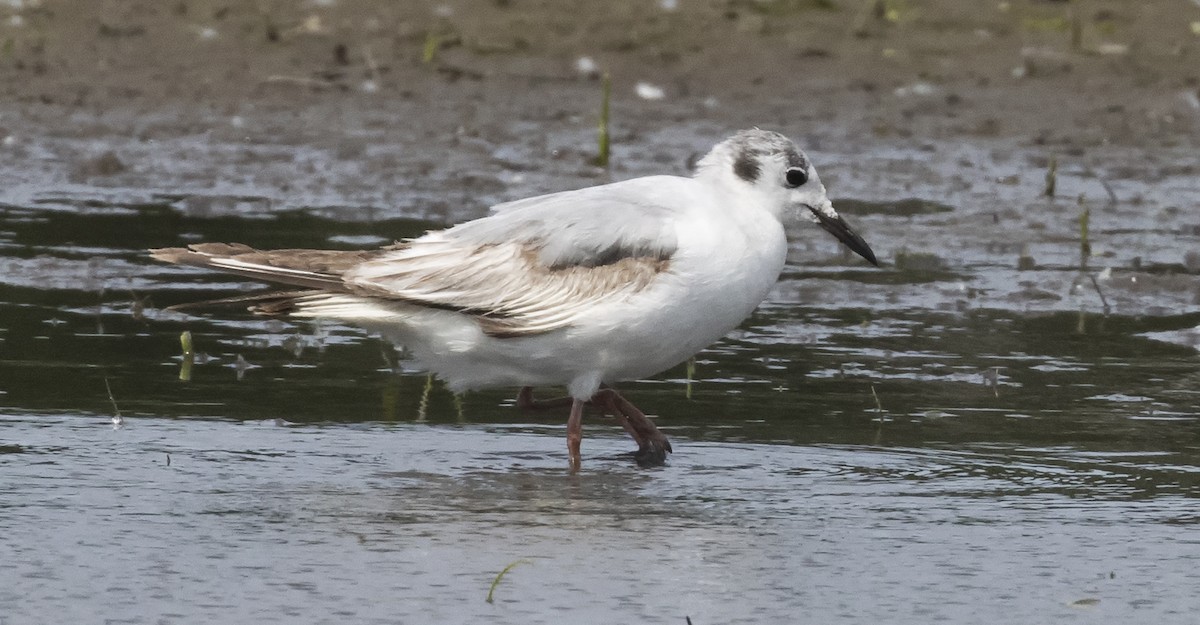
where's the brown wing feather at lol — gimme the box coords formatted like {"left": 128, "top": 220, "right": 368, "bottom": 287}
{"left": 160, "top": 289, "right": 319, "bottom": 314}
{"left": 150, "top": 243, "right": 387, "bottom": 290}
{"left": 342, "top": 237, "right": 671, "bottom": 337}
{"left": 151, "top": 238, "right": 672, "bottom": 338}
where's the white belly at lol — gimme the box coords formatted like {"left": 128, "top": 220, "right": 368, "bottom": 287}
{"left": 365, "top": 209, "right": 789, "bottom": 399}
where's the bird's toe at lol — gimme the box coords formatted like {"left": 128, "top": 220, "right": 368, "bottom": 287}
{"left": 633, "top": 438, "right": 671, "bottom": 468}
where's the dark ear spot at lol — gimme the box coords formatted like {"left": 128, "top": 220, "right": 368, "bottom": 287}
{"left": 784, "top": 148, "right": 808, "bottom": 172}
{"left": 732, "top": 151, "right": 760, "bottom": 182}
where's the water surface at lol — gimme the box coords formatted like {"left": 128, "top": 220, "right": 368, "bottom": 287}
{"left": 2, "top": 135, "right": 1199, "bottom": 624}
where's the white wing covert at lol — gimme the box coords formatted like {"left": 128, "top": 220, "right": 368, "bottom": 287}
{"left": 343, "top": 177, "right": 685, "bottom": 337}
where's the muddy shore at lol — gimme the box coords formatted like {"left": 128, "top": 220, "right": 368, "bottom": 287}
{"left": 0, "top": 0, "right": 1196, "bottom": 221}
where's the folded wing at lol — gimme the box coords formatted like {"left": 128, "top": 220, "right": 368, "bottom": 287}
{"left": 345, "top": 178, "right": 682, "bottom": 336}
{"left": 152, "top": 177, "right": 686, "bottom": 338}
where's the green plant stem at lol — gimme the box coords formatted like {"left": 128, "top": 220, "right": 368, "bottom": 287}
{"left": 486, "top": 559, "right": 531, "bottom": 603}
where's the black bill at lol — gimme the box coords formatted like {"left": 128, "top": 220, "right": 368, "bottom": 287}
{"left": 807, "top": 205, "right": 878, "bottom": 266}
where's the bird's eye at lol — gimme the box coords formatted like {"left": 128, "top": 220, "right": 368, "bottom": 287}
{"left": 785, "top": 167, "right": 808, "bottom": 188}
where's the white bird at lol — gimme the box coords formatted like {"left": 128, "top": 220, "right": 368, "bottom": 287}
{"left": 151, "top": 129, "right": 877, "bottom": 469}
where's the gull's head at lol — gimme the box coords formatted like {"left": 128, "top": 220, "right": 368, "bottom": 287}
{"left": 696, "top": 129, "right": 877, "bottom": 266}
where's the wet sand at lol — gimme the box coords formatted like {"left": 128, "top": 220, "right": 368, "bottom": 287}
{"left": 1, "top": 0, "right": 1197, "bottom": 217}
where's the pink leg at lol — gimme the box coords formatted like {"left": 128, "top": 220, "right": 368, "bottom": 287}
{"left": 516, "top": 386, "right": 575, "bottom": 412}
{"left": 592, "top": 388, "right": 672, "bottom": 467}
{"left": 588, "top": 392, "right": 647, "bottom": 449}
{"left": 516, "top": 386, "right": 671, "bottom": 468}
{"left": 520, "top": 386, "right": 646, "bottom": 450}
{"left": 567, "top": 398, "right": 584, "bottom": 472}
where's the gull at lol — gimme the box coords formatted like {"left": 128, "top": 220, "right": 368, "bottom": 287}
{"left": 151, "top": 129, "right": 878, "bottom": 469}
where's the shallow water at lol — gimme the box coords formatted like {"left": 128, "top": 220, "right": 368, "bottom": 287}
{"left": 2, "top": 134, "right": 1200, "bottom": 624}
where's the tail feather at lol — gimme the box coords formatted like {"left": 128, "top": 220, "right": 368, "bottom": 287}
{"left": 150, "top": 244, "right": 354, "bottom": 291}
{"left": 282, "top": 293, "right": 404, "bottom": 320}
{"left": 162, "top": 290, "right": 318, "bottom": 316}
{"left": 150, "top": 243, "right": 439, "bottom": 326}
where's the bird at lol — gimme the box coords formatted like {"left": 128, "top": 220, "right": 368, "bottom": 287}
{"left": 151, "top": 129, "right": 878, "bottom": 470}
